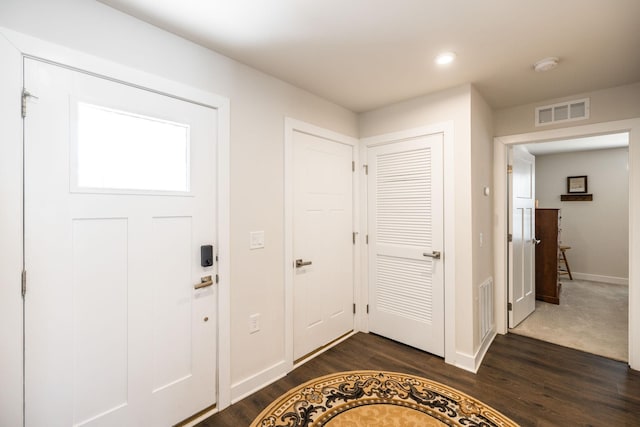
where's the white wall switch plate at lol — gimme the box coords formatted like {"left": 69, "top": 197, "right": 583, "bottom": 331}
{"left": 249, "top": 313, "right": 260, "bottom": 334}
{"left": 249, "top": 231, "right": 265, "bottom": 249}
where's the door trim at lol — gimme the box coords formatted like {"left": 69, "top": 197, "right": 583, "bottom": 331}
{"left": 493, "top": 118, "right": 640, "bottom": 371}
{"left": 284, "top": 117, "right": 359, "bottom": 372}
{"left": 0, "top": 29, "right": 25, "bottom": 427}
{"left": 1, "top": 27, "right": 232, "bottom": 414}
{"left": 359, "top": 121, "right": 455, "bottom": 366}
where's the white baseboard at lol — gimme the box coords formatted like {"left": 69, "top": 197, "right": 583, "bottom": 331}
{"left": 180, "top": 406, "right": 219, "bottom": 427}
{"left": 294, "top": 331, "right": 356, "bottom": 369}
{"left": 230, "top": 360, "right": 287, "bottom": 404}
{"left": 571, "top": 272, "right": 628, "bottom": 286}
{"left": 454, "top": 329, "right": 497, "bottom": 373}
{"left": 230, "top": 331, "right": 357, "bottom": 405}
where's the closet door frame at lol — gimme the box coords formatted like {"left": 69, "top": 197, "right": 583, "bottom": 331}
{"left": 360, "top": 121, "right": 456, "bottom": 366}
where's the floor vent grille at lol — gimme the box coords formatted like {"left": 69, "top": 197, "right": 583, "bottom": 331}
{"left": 479, "top": 278, "right": 494, "bottom": 340}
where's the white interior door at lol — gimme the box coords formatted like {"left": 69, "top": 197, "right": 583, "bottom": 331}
{"left": 367, "top": 134, "right": 444, "bottom": 356}
{"left": 508, "top": 145, "right": 536, "bottom": 327}
{"left": 24, "top": 58, "right": 217, "bottom": 427}
{"left": 293, "top": 130, "right": 354, "bottom": 360}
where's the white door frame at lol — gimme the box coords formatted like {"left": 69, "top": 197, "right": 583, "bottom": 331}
{"left": 284, "top": 117, "right": 359, "bottom": 371}
{"left": 493, "top": 118, "right": 640, "bottom": 371}
{"left": 0, "top": 28, "right": 25, "bottom": 427}
{"left": 0, "top": 27, "right": 232, "bottom": 418}
{"left": 359, "top": 121, "right": 456, "bottom": 365}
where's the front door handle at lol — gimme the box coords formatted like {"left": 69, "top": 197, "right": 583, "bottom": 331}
{"left": 295, "top": 259, "right": 312, "bottom": 268}
{"left": 532, "top": 238, "right": 541, "bottom": 245}
{"left": 194, "top": 275, "right": 214, "bottom": 289}
{"left": 423, "top": 251, "right": 441, "bottom": 259}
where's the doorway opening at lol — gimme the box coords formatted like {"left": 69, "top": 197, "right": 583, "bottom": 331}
{"left": 507, "top": 133, "right": 629, "bottom": 361}
{"left": 493, "top": 118, "right": 640, "bottom": 372}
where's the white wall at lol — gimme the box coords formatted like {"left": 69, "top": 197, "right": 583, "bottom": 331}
{"left": 495, "top": 82, "right": 640, "bottom": 137}
{"left": 535, "top": 147, "right": 629, "bottom": 283}
{"left": 225, "top": 66, "right": 356, "bottom": 391}
{"left": 359, "top": 84, "right": 492, "bottom": 364}
{"left": 470, "top": 87, "right": 495, "bottom": 348}
{"left": 0, "top": 0, "right": 358, "bottom": 418}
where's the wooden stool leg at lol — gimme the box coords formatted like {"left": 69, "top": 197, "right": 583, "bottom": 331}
{"left": 561, "top": 250, "right": 573, "bottom": 280}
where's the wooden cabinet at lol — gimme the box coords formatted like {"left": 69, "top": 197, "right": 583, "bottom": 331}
{"left": 535, "top": 209, "right": 560, "bottom": 304}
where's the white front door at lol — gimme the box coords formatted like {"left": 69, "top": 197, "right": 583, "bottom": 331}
{"left": 367, "top": 134, "right": 444, "bottom": 356}
{"left": 292, "top": 130, "right": 354, "bottom": 360}
{"left": 24, "top": 58, "right": 217, "bottom": 426}
{"left": 508, "top": 145, "right": 536, "bottom": 327}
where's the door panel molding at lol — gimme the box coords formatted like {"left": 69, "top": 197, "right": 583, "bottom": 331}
{"left": 284, "top": 117, "right": 359, "bottom": 372}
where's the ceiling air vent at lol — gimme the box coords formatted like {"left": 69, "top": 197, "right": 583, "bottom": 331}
{"left": 535, "top": 98, "right": 589, "bottom": 126}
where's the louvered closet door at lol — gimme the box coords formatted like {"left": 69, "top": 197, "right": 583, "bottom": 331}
{"left": 367, "top": 134, "right": 444, "bottom": 356}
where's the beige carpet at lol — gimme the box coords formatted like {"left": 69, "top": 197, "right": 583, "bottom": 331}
{"left": 510, "top": 279, "right": 628, "bottom": 361}
{"left": 251, "top": 371, "right": 520, "bottom": 426}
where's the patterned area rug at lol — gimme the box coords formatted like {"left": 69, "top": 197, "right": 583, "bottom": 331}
{"left": 251, "top": 371, "right": 519, "bottom": 426}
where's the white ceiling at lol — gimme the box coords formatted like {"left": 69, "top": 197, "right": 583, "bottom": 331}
{"left": 524, "top": 132, "right": 629, "bottom": 156}
{"left": 99, "top": 0, "right": 640, "bottom": 113}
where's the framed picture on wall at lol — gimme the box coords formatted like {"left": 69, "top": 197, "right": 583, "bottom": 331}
{"left": 567, "top": 175, "right": 588, "bottom": 193}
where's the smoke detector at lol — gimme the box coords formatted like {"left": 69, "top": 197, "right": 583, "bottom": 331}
{"left": 533, "top": 57, "right": 559, "bottom": 72}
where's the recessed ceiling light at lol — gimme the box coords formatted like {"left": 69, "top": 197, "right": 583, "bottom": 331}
{"left": 435, "top": 52, "right": 456, "bottom": 65}
{"left": 533, "top": 57, "right": 559, "bottom": 72}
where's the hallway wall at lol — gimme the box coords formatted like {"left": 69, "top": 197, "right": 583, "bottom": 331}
{"left": 535, "top": 147, "right": 629, "bottom": 283}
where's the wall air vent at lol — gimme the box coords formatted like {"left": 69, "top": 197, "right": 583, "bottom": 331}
{"left": 535, "top": 98, "right": 589, "bottom": 127}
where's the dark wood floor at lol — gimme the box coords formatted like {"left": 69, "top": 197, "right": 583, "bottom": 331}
{"left": 198, "top": 333, "right": 640, "bottom": 426}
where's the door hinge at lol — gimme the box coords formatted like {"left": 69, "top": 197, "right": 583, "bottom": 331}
{"left": 366, "top": 304, "right": 369, "bottom": 314}
{"left": 21, "top": 270, "right": 27, "bottom": 298}
{"left": 215, "top": 274, "right": 219, "bottom": 284}
{"left": 507, "top": 164, "right": 513, "bottom": 174}
{"left": 353, "top": 303, "right": 356, "bottom": 314}
{"left": 21, "top": 90, "right": 28, "bottom": 118}
{"left": 352, "top": 231, "right": 357, "bottom": 245}
{"left": 21, "top": 89, "right": 38, "bottom": 118}
{"left": 352, "top": 161, "right": 355, "bottom": 172}
{"left": 508, "top": 233, "right": 513, "bottom": 242}
{"left": 507, "top": 302, "right": 513, "bottom": 311}
{"left": 366, "top": 234, "right": 369, "bottom": 244}
{"left": 363, "top": 164, "right": 368, "bottom": 175}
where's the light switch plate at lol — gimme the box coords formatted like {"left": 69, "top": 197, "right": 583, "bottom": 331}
{"left": 249, "top": 313, "right": 260, "bottom": 334}
{"left": 250, "top": 231, "right": 265, "bottom": 249}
